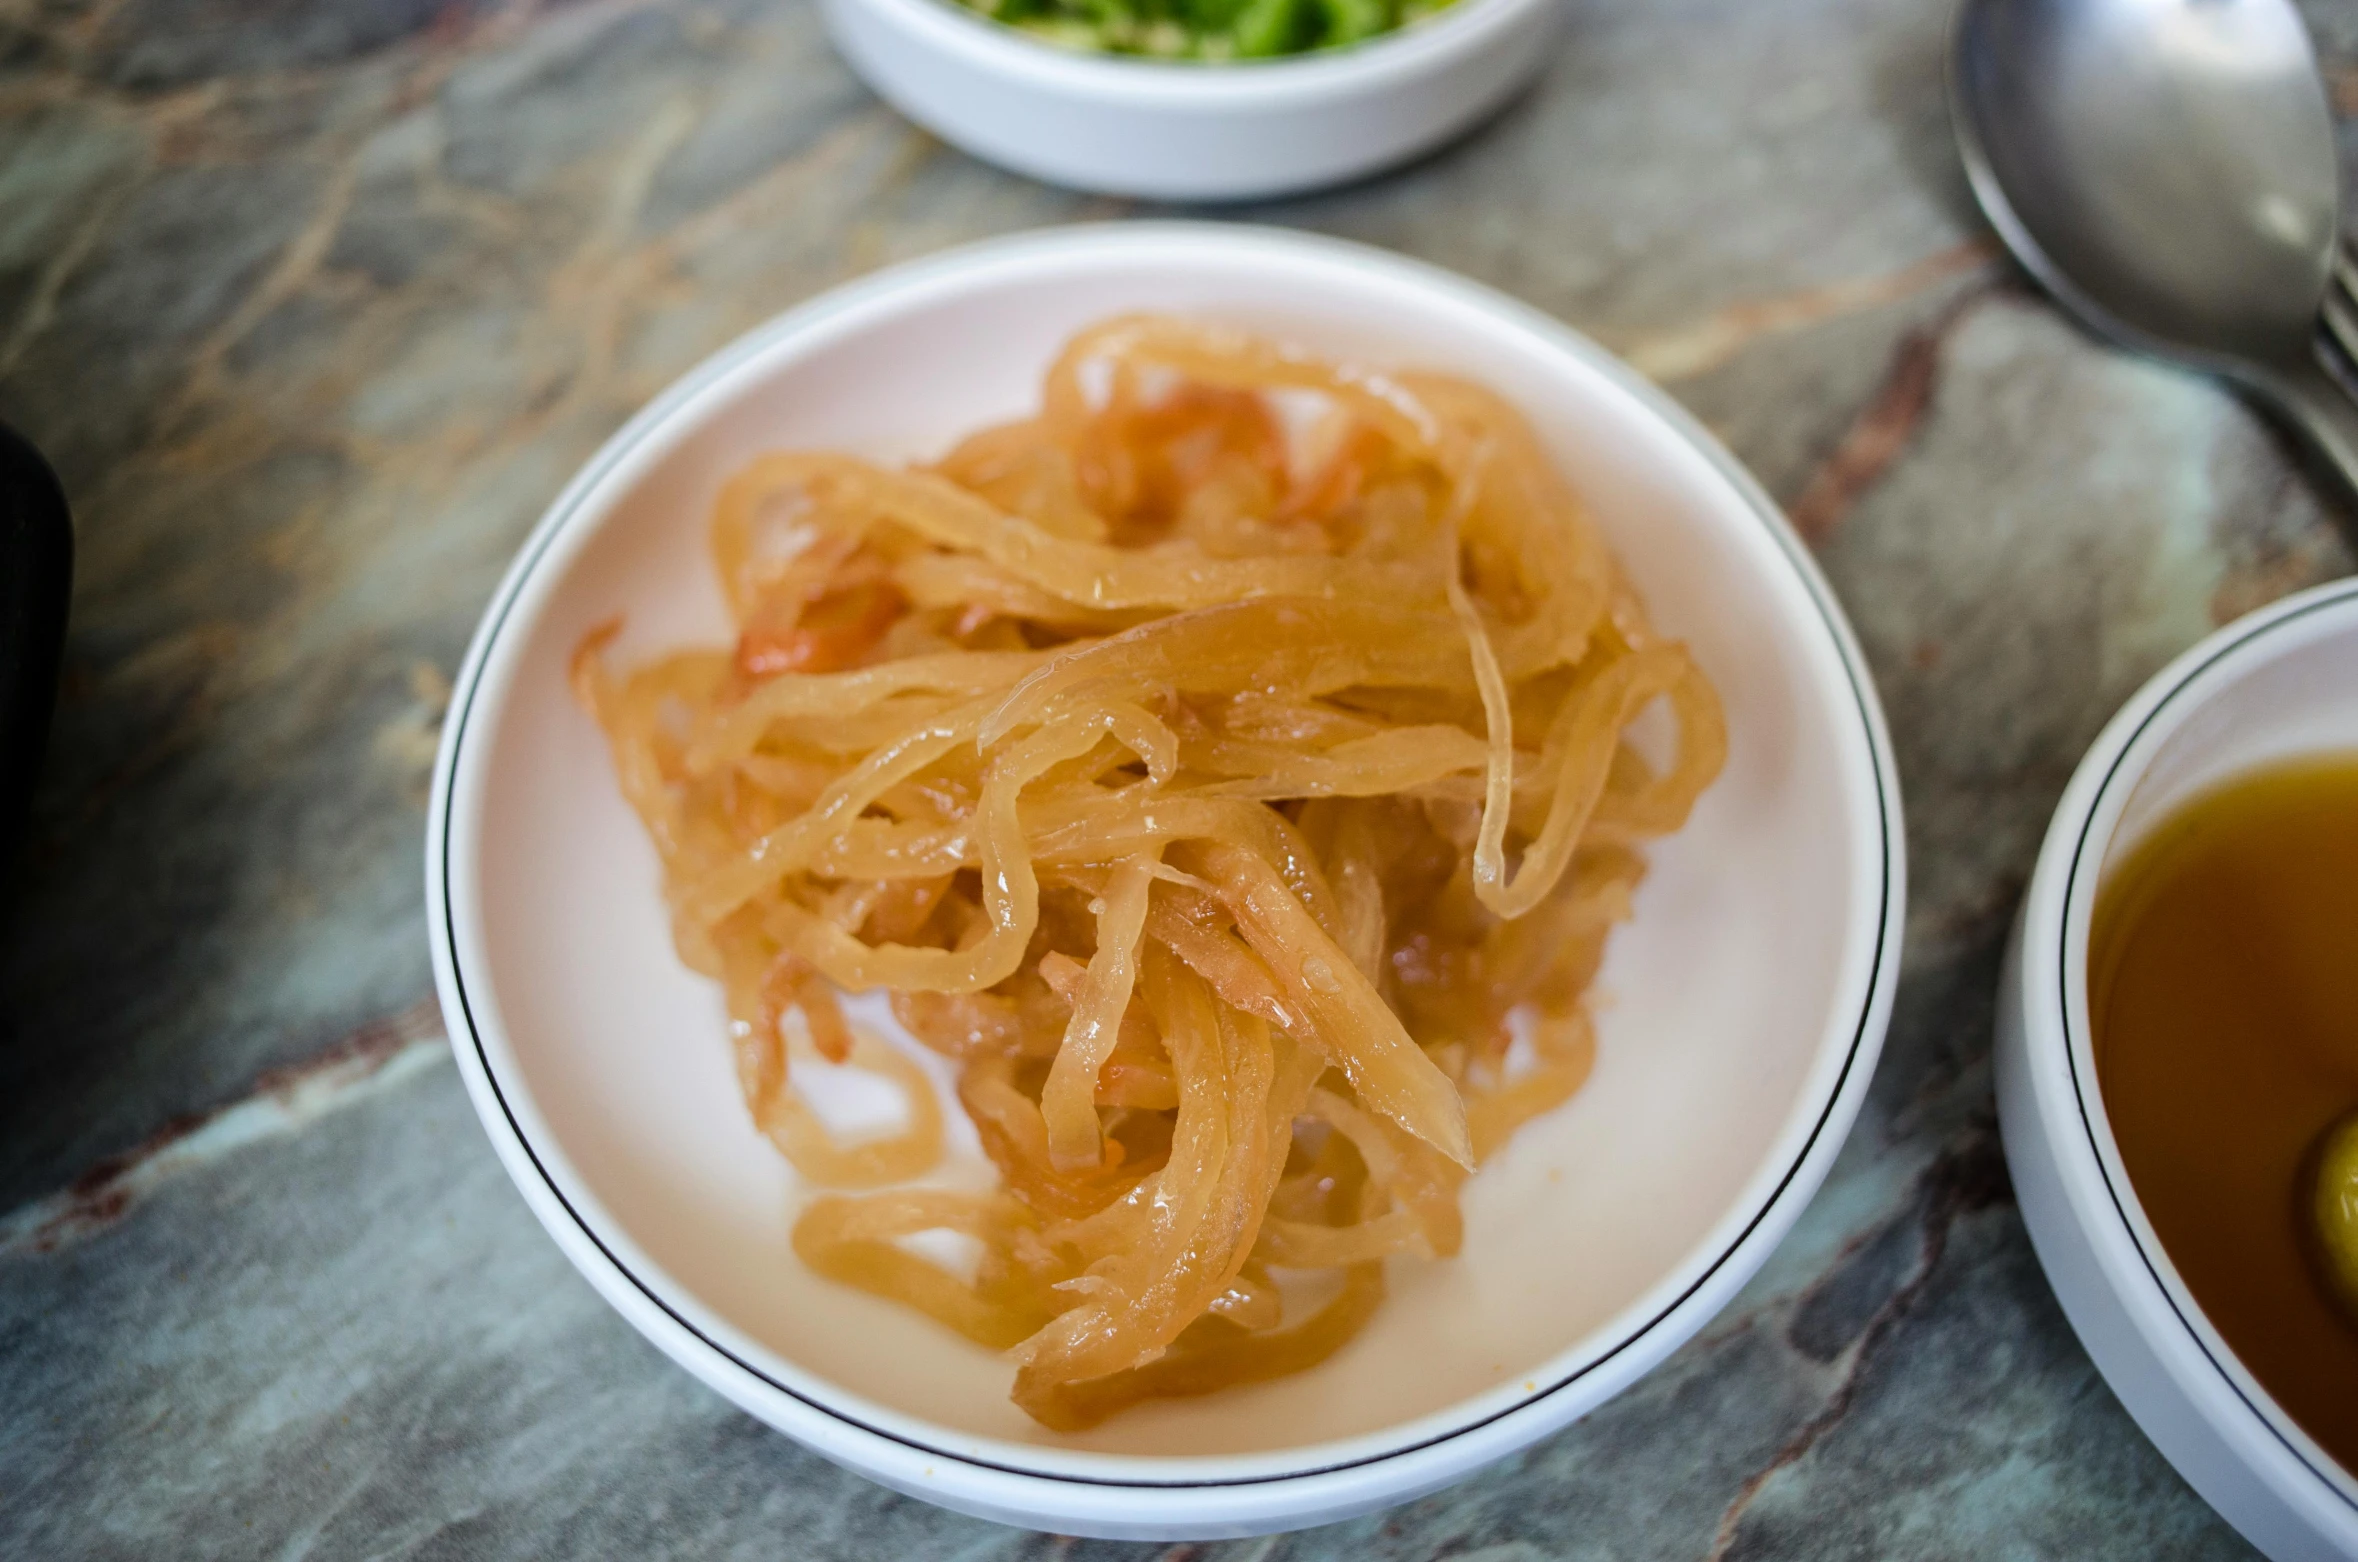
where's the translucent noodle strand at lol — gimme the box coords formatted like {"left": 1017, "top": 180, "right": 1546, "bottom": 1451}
{"left": 576, "top": 316, "right": 1727, "bottom": 1429}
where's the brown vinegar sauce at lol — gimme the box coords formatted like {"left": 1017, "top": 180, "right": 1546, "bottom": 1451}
{"left": 2092, "top": 754, "right": 2358, "bottom": 1473}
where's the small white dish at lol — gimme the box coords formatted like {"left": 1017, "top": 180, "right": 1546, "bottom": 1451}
{"left": 819, "top": 0, "right": 1560, "bottom": 200}
{"left": 1998, "top": 576, "right": 2358, "bottom": 1562}
{"left": 426, "top": 223, "right": 1905, "bottom": 1539}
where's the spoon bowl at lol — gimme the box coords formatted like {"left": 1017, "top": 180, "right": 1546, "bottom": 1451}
{"left": 1951, "top": 0, "right": 2358, "bottom": 498}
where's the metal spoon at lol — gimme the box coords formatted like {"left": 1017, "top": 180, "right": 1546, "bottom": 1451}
{"left": 1949, "top": 0, "right": 2358, "bottom": 504}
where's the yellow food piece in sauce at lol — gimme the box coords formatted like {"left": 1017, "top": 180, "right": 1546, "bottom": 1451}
{"left": 2320, "top": 1113, "right": 2358, "bottom": 1325}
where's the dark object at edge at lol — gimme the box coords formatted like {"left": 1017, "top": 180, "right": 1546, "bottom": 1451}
{"left": 0, "top": 423, "right": 70, "bottom": 878}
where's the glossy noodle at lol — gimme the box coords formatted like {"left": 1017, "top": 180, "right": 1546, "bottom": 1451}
{"left": 574, "top": 316, "right": 1726, "bottom": 1429}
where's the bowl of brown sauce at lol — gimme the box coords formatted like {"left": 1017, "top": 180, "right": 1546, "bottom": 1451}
{"left": 2000, "top": 576, "right": 2358, "bottom": 1562}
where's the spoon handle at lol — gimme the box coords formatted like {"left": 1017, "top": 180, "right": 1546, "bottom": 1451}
{"left": 2263, "top": 342, "right": 2358, "bottom": 514}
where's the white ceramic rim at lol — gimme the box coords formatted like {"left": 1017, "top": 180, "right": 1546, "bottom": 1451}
{"left": 424, "top": 222, "right": 1905, "bottom": 1520}
{"left": 2031, "top": 575, "right": 2358, "bottom": 1521}
{"left": 843, "top": 0, "right": 1546, "bottom": 105}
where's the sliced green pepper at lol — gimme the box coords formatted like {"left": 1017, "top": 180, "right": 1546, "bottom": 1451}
{"left": 1230, "top": 0, "right": 1307, "bottom": 57}
{"left": 1313, "top": 0, "right": 1391, "bottom": 47}
{"left": 959, "top": 0, "right": 1450, "bottom": 57}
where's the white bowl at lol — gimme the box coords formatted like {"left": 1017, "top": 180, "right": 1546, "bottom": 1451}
{"left": 426, "top": 222, "right": 1905, "bottom": 1539}
{"left": 1998, "top": 576, "right": 2358, "bottom": 1562}
{"left": 819, "top": 0, "right": 1560, "bottom": 200}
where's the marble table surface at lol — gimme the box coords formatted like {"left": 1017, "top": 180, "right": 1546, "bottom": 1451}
{"left": 4, "top": 0, "right": 2355, "bottom": 1553}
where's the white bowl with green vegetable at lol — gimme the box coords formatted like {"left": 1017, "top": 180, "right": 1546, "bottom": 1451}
{"left": 820, "top": 0, "right": 1560, "bottom": 200}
